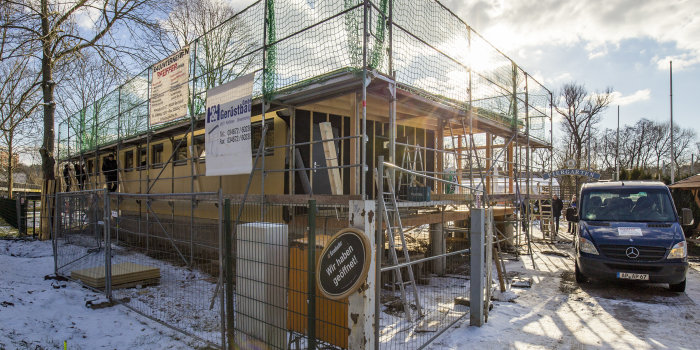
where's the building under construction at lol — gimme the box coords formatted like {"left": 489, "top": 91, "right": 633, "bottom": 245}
{"left": 54, "top": 1, "right": 553, "bottom": 349}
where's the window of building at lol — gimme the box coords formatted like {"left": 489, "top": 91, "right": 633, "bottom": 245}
{"left": 173, "top": 138, "right": 188, "bottom": 166}
{"left": 193, "top": 134, "right": 205, "bottom": 163}
{"left": 151, "top": 143, "right": 164, "bottom": 167}
{"left": 124, "top": 150, "right": 134, "bottom": 171}
{"left": 138, "top": 148, "right": 147, "bottom": 169}
{"left": 251, "top": 119, "right": 274, "bottom": 157}
{"left": 87, "top": 159, "right": 94, "bottom": 174}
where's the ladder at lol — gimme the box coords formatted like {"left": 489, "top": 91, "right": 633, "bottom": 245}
{"left": 397, "top": 146, "right": 424, "bottom": 199}
{"left": 538, "top": 184, "right": 553, "bottom": 237}
{"left": 376, "top": 168, "right": 423, "bottom": 321}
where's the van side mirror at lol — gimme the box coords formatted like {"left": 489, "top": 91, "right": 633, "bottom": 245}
{"left": 681, "top": 208, "right": 694, "bottom": 226}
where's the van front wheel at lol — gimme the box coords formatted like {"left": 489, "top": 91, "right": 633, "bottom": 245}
{"left": 669, "top": 279, "right": 686, "bottom": 293}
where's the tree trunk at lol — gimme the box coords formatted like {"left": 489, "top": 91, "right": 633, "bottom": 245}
{"left": 39, "top": 0, "right": 55, "bottom": 240}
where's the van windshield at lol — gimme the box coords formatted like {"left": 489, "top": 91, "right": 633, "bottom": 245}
{"left": 581, "top": 188, "right": 676, "bottom": 222}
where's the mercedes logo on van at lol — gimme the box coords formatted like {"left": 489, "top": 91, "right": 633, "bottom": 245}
{"left": 626, "top": 247, "right": 640, "bottom": 259}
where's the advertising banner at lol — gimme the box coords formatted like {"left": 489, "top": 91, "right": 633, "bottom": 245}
{"left": 205, "top": 73, "right": 255, "bottom": 176}
{"left": 149, "top": 47, "right": 190, "bottom": 126}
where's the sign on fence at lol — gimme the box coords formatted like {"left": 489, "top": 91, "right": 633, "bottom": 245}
{"left": 205, "top": 73, "right": 255, "bottom": 176}
{"left": 149, "top": 47, "right": 190, "bottom": 126}
{"left": 317, "top": 228, "right": 371, "bottom": 300}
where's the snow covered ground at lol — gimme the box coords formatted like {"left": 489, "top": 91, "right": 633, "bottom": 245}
{"left": 429, "top": 234, "right": 700, "bottom": 350}
{"left": 3, "top": 229, "right": 699, "bottom": 350}
{"left": 0, "top": 239, "right": 203, "bottom": 350}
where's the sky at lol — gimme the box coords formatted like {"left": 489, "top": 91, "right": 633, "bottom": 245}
{"left": 73, "top": 0, "right": 700, "bottom": 147}
{"left": 439, "top": 0, "right": 700, "bottom": 143}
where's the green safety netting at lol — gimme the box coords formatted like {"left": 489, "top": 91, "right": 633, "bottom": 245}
{"left": 58, "top": 0, "right": 551, "bottom": 159}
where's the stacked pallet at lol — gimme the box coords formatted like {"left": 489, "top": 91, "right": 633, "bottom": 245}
{"left": 71, "top": 262, "right": 160, "bottom": 289}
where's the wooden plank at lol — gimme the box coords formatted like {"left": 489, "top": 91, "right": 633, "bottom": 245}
{"left": 319, "top": 122, "right": 343, "bottom": 195}
{"left": 71, "top": 262, "right": 160, "bottom": 288}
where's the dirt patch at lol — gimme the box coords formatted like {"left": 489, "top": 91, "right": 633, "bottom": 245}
{"left": 558, "top": 271, "right": 580, "bottom": 294}
{"left": 541, "top": 250, "right": 570, "bottom": 258}
{"left": 611, "top": 303, "right": 651, "bottom": 334}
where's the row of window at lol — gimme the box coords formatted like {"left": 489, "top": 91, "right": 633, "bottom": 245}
{"left": 122, "top": 135, "right": 206, "bottom": 171}
{"left": 80, "top": 119, "right": 275, "bottom": 173}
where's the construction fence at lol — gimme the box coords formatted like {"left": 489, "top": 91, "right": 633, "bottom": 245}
{"left": 52, "top": 187, "right": 500, "bottom": 349}
{"left": 0, "top": 193, "right": 41, "bottom": 237}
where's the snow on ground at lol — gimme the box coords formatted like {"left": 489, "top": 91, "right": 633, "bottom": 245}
{"left": 0, "top": 239, "right": 203, "bottom": 350}
{"left": 429, "top": 230, "right": 700, "bottom": 350}
{"left": 3, "top": 225, "right": 700, "bottom": 350}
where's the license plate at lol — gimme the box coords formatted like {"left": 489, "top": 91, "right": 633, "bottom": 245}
{"left": 617, "top": 272, "right": 649, "bottom": 280}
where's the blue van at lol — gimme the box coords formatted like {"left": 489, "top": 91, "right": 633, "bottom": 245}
{"left": 573, "top": 181, "right": 693, "bottom": 292}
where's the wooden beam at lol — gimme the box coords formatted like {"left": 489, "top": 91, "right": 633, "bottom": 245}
{"left": 319, "top": 122, "right": 343, "bottom": 195}
{"left": 508, "top": 143, "right": 514, "bottom": 194}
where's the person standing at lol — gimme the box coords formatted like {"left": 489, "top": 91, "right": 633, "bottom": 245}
{"left": 62, "top": 164, "right": 72, "bottom": 192}
{"left": 102, "top": 154, "right": 119, "bottom": 192}
{"left": 567, "top": 194, "right": 578, "bottom": 234}
{"left": 552, "top": 194, "right": 563, "bottom": 232}
{"left": 73, "top": 162, "right": 86, "bottom": 190}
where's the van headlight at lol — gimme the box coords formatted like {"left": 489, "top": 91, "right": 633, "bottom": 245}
{"left": 579, "top": 237, "right": 599, "bottom": 255}
{"left": 667, "top": 241, "right": 687, "bottom": 259}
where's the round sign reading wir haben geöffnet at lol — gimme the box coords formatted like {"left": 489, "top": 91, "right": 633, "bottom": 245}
{"left": 316, "top": 228, "right": 371, "bottom": 300}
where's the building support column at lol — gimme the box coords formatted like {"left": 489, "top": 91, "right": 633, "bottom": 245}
{"left": 485, "top": 134, "right": 492, "bottom": 195}
{"left": 430, "top": 221, "right": 445, "bottom": 275}
{"left": 348, "top": 200, "right": 376, "bottom": 349}
{"left": 507, "top": 143, "right": 514, "bottom": 194}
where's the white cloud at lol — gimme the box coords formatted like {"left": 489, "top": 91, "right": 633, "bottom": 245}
{"left": 653, "top": 53, "right": 700, "bottom": 71}
{"left": 610, "top": 89, "right": 651, "bottom": 106}
{"left": 585, "top": 43, "right": 608, "bottom": 59}
{"left": 74, "top": 6, "right": 101, "bottom": 30}
{"left": 546, "top": 72, "right": 572, "bottom": 85}
{"left": 439, "top": 0, "right": 700, "bottom": 71}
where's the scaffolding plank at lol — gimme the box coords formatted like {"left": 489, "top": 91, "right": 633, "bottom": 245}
{"left": 71, "top": 262, "right": 160, "bottom": 288}
{"left": 319, "top": 122, "right": 343, "bottom": 195}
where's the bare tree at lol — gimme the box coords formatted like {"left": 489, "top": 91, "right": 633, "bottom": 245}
{"left": 671, "top": 125, "right": 696, "bottom": 179}
{"left": 1, "top": 0, "right": 164, "bottom": 238}
{"left": 596, "top": 128, "right": 617, "bottom": 171}
{"left": 55, "top": 51, "right": 122, "bottom": 159}
{"left": 554, "top": 83, "right": 613, "bottom": 170}
{"left": 1, "top": 0, "right": 162, "bottom": 176}
{"left": 648, "top": 122, "right": 671, "bottom": 179}
{"left": 0, "top": 56, "right": 41, "bottom": 198}
{"left": 147, "top": 0, "right": 257, "bottom": 100}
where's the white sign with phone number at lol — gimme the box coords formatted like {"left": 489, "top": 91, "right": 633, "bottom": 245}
{"left": 205, "top": 73, "right": 255, "bottom": 176}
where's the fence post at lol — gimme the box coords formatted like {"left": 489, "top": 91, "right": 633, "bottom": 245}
{"left": 484, "top": 208, "right": 493, "bottom": 321}
{"left": 348, "top": 199, "right": 375, "bottom": 349}
{"left": 470, "top": 208, "right": 485, "bottom": 326}
{"left": 307, "top": 199, "right": 317, "bottom": 350}
{"left": 104, "top": 190, "right": 112, "bottom": 299}
{"left": 52, "top": 193, "right": 60, "bottom": 275}
{"left": 224, "top": 199, "right": 233, "bottom": 350}
{"left": 218, "top": 190, "right": 226, "bottom": 350}
{"left": 15, "top": 195, "right": 21, "bottom": 235}
{"left": 374, "top": 158, "right": 384, "bottom": 350}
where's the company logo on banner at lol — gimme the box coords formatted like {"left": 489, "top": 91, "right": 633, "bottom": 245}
{"left": 205, "top": 73, "right": 255, "bottom": 176}
{"left": 150, "top": 47, "right": 190, "bottom": 126}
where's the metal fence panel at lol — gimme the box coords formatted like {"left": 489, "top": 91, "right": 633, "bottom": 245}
{"left": 54, "top": 190, "right": 106, "bottom": 278}
{"left": 229, "top": 200, "right": 351, "bottom": 350}
{"left": 107, "top": 192, "right": 224, "bottom": 348}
